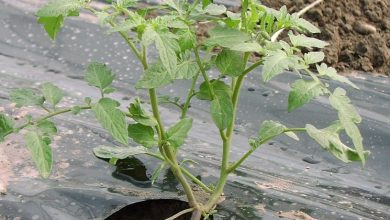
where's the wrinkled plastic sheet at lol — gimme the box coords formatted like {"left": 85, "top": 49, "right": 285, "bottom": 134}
{"left": 0, "top": 1, "right": 389, "bottom": 219}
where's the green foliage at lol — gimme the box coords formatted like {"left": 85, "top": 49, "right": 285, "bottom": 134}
{"left": 37, "top": 120, "right": 58, "bottom": 135}
{"left": 306, "top": 123, "right": 368, "bottom": 163}
{"left": 303, "top": 52, "right": 324, "bottom": 65}
{"left": 197, "top": 80, "right": 231, "bottom": 101}
{"left": 329, "top": 88, "right": 365, "bottom": 164}
{"left": 93, "top": 145, "right": 148, "bottom": 159}
{"left": 117, "top": 0, "right": 138, "bottom": 8}
{"left": 249, "top": 120, "right": 298, "bottom": 150}
{"left": 288, "top": 79, "right": 327, "bottom": 112}
{"left": 317, "top": 63, "right": 358, "bottom": 89}
{"left": 128, "top": 98, "right": 157, "bottom": 127}
{"left": 215, "top": 49, "right": 245, "bottom": 77}
{"left": 205, "top": 26, "right": 251, "bottom": 49}
{"left": 36, "top": 0, "right": 85, "bottom": 17}
{"left": 36, "top": 0, "right": 83, "bottom": 40}
{"left": 3, "top": 0, "right": 367, "bottom": 216}
{"left": 128, "top": 123, "right": 157, "bottom": 148}
{"left": 262, "top": 50, "right": 297, "bottom": 82}
{"left": 85, "top": 62, "right": 115, "bottom": 94}
{"left": 259, "top": 120, "right": 298, "bottom": 141}
{"left": 136, "top": 62, "right": 172, "bottom": 89}
{"left": 41, "top": 82, "right": 64, "bottom": 109}
{"left": 10, "top": 88, "right": 45, "bottom": 108}
{"left": 142, "top": 27, "right": 179, "bottom": 74}
{"left": 24, "top": 131, "right": 53, "bottom": 178}
{"left": 37, "top": 16, "right": 65, "bottom": 40}
{"left": 0, "top": 114, "right": 13, "bottom": 142}
{"left": 288, "top": 33, "right": 329, "bottom": 49}
{"left": 166, "top": 118, "right": 193, "bottom": 149}
{"left": 93, "top": 98, "right": 128, "bottom": 145}
{"left": 210, "top": 92, "right": 233, "bottom": 130}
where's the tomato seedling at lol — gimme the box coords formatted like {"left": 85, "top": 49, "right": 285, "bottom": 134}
{"left": 0, "top": 0, "right": 368, "bottom": 219}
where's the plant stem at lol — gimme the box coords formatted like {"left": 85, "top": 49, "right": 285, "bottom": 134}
{"left": 181, "top": 71, "right": 200, "bottom": 119}
{"left": 147, "top": 152, "right": 212, "bottom": 193}
{"left": 5, "top": 106, "right": 91, "bottom": 137}
{"left": 180, "top": 166, "right": 213, "bottom": 194}
{"left": 194, "top": 47, "right": 215, "bottom": 99}
{"left": 165, "top": 208, "right": 194, "bottom": 220}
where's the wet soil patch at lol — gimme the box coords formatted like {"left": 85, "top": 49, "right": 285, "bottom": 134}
{"left": 261, "top": 0, "right": 390, "bottom": 75}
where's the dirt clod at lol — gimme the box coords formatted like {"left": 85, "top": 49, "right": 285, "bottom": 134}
{"left": 262, "top": 0, "right": 390, "bottom": 75}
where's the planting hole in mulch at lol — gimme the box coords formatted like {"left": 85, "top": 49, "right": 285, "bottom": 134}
{"left": 106, "top": 199, "right": 212, "bottom": 220}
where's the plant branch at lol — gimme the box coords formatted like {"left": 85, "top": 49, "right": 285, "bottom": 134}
{"left": 180, "top": 166, "right": 213, "bottom": 194}
{"left": 6, "top": 106, "right": 91, "bottom": 137}
{"left": 181, "top": 70, "right": 201, "bottom": 119}
{"left": 165, "top": 208, "right": 195, "bottom": 220}
{"left": 227, "top": 128, "right": 307, "bottom": 173}
{"left": 194, "top": 47, "right": 215, "bottom": 99}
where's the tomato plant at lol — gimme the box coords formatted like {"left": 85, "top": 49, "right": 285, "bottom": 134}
{"left": 0, "top": 0, "right": 368, "bottom": 219}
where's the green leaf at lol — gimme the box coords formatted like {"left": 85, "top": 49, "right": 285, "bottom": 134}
{"left": 71, "top": 106, "right": 82, "bottom": 115}
{"left": 204, "top": 4, "right": 226, "bottom": 15}
{"left": 128, "top": 98, "right": 157, "bottom": 127}
{"left": 93, "top": 98, "right": 128, "bottom": 145}
{"left": 258, "top": 120, "right": 298, "bottom": 141}
{"left": 289, "top": 33, "right": 329, "bottom": 49}
{"left": 93, "top": 145, "right": 147, "bottom": 160}
{"left": 205, "top": 26, "right": 251, "bottom": 49}
{"left": 36, "top": 0, "right": 84, "bottom": 17}
{"left": 117, "top": 0, "right": 138, "bottom": 8}
{"left": 304, "top": 52, "right": 325, "bottom": 65}
{"left": 85, "top": 62, "right": 115, "bottom": 92}
{"left": 163, "top": 0, "right": 184, "bottom": 14}
{"left": 197, "top": 80, "right": 231, "bottom": 101}
{"left": 175, "top": 55, "right": 199, "bottom": 80}
{"left": 158, "top": 96, "right": 180, "bottom": 105}
{"left": 290, "top": 15, "right": 321, "bottom": 33}
{"left": 210, "top": 93, "right": 233, "bottom": 130}
{"left": 0, "top": 114, "right": 13, "bottom": 142}
{"left": 151, "top": 162, "right": 166, "bottom": 184}
{"left": 41, "top": 82, "right": 64, "bottom": 108}
{"left": 202, "top": 0, "right": 213, "bottom": 9}
{"left": 37, "top": 16, "right": 64, "bottom": 40}
{"left": 103, "top": 87, "right": 116, "bottom": 94}
{"left": 128, "top": 123, "right": 156, "bottom": 148}
{"left": 10, "top": 88, "right": 45, "bottom": 108}
{"left": 177, "top": 29, "right": 196, "bottom": 52}
{"left": 306, "top": 123, "right": 369, "bottom": 163}
{"left": 166, "top": 118, "right": 193, "bottom": 149}
{"left": 142, "top": 27, "right": 178, "bottom": 74}
{"left": 230, "top": 42, "right": 262, "bottom": 52}
{"left": 24, "top": 131, "right": 53, "bottom": 178}
{"left": 136, "top": 62, "right": 172, "bottom": 89}
{"left": 329, "top": 88, "right": 365, "bottom": 164}
{"left": 37, "top": 120, "right": 57, "bottom": 136}
{"left": 288, "top": 79, "right": 327, "bottom": 112}
{"left": 262, "top": 50, "right": 297, "bottom": 82}
{"left": 215, "top": 49, "right": 245, "bottom": 77}
{"left": 108, "top": 12, "right": 145, "bottom": 33}
{"left": 317, "top": 63, "right": 359, "bottom": 89}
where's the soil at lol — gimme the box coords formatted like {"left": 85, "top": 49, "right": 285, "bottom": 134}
{"left": 261, "top": 0, "right": 390, "bottom": 75}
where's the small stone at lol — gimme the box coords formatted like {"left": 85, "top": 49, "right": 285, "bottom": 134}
{"left": 355, "top": 42, "right": 368, "bottom": 56}
{"left": 247, "top": 87, "right": 255, "bottom": 92}
{"left": 302, "top": 156, "right": 321, "bottom": 164}
{"left": 353, "top": 21, "right": 377, "bottom": 35}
